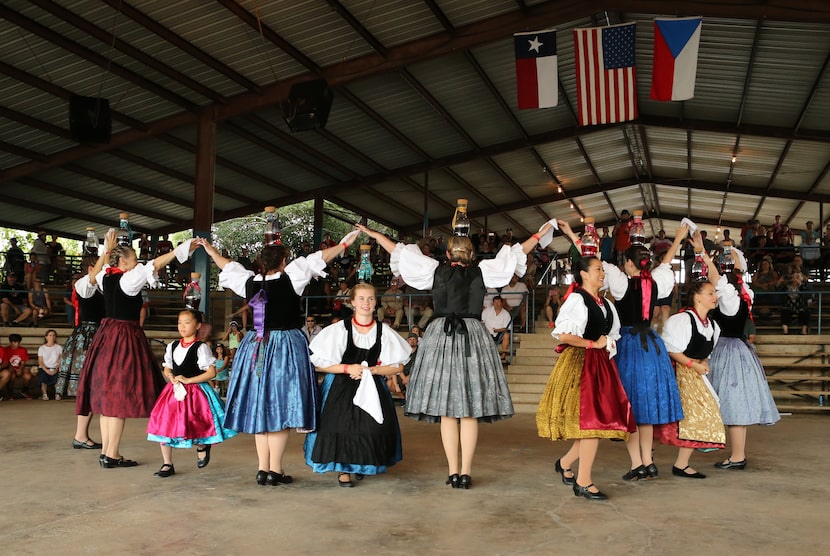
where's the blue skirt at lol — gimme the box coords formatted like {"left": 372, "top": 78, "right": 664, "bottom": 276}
{"left": 223, "top": 329, "right": 317, "bottom": 434}
{"left": 615, "top": 327, "right": 684, "bottom": 425}
{"left": 709, "top": 337, "right": 781, "bottom": 426}
{"left": 303, "top": 373, "right": 402, "bottom": 475}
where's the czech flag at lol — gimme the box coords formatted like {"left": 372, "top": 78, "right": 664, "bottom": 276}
{"left": 651, "top": 17, "right": 703, "bottom": 101}
{"left": 514, "top": 30, "right": 558, "bottom": 109}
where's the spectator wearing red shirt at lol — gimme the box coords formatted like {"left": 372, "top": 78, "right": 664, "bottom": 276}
{"left": 0, "top": 334, "right": 31, "bottom": 399}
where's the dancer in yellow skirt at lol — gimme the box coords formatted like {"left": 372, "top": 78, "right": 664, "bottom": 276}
{"left": 654, "top": 233, "right": 726, "bottom": 479}
{"left": 537, "top": 252, "right": 635, "bottom": 501}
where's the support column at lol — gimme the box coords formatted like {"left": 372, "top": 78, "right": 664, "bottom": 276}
{"left": 193, "top": 108, "right": 216, "bottom": 320}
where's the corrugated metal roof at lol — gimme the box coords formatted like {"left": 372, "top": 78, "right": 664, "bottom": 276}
{"left": 1, "top": 0, "right": 829, "bottom": 245}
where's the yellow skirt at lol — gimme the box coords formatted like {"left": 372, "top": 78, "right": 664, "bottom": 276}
{"left": 536, "top": 346, "right": 633, "bottom": 441}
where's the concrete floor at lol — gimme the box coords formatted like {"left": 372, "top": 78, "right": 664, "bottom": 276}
{"left": 1, "top": 400, "right": 827, "bottom": 555}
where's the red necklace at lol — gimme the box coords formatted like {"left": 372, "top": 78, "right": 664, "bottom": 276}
{"left": 180, "top": 338, "right": 197, "bottom": 348}
{"left": 352, "top": 316, "right": 374, "bottom": 327}
{"left": 691, "top": 308, "right": 710, "bottom": 328}
{"left": 583, "top": 289, "right": 604, "bottom": 306}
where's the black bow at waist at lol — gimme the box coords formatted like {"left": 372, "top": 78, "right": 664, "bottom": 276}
{"left": 440, "top": 314, "right": 478, "bottom": 357}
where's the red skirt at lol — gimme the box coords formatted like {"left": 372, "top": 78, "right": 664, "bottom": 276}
{"left": 75, "top": 318, "right": 164, "bottom": 418}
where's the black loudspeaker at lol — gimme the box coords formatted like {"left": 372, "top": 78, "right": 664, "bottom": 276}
{"left": 281, "top": 79, "right": 333, "bottom": 132}
{"left": 69, "top": 95, "right": 112, "bottom": 144}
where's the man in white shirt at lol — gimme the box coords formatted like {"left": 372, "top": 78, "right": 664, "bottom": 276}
{"left": 481, "top": 296, "right": 512, "bottom": 359}
{"left": 500, "top": 274, "right": 529, "bottom": 329}
{"left": 377, "top": 278, "right": 405, "bottom": 329}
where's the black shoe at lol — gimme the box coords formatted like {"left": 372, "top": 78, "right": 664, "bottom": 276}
{"left": 714, "top": 458, "right": 747, "bottom": 470}
{"left": 73, "top": 439, "right": 103, "bottom": 450}
{"left": 459, "top": 474, "right": 472, "bottom": 489}
{"left": 672, "top": 465, "right": 706, "bottom": 479}
{"left": 645, "top": 463, "right": 659, "bottom": 479}
{"left": 102, "top": 456, "right": 138, "bottom": 468}
{"left": 196, "top": 445, "right": 211, "bottom": 469}
{"left": 266, "top": 471, "right": 293, "bottom": 485}
{"left": 337, "top": 473, "right": 353, "bottom": 488}
{"left": 555, "top": 458, "right": 576, "bottom": 485}
{"left": 622, "top": 465, "right": 647, "bottom": 481}
{"left": 355, "top": 473, "right": 365, "bottom": 481}
{"left": 446, "top": 474, "right": 460, "bottom": 488}
{"left": 573, "top": 482, "right": 608, "bottom": 500}
{"left": 98, "top": 454, "right": 107, "bottom": 468}
{"left": 256, "top": 470, "right": 268, "bottom": 485}
{"left": 154, "top": 463, "right": 175, "bottom": 478}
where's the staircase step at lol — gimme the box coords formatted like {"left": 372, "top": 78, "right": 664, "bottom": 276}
{"left": 505, "top": 373, "right": 549, "bottom": 385}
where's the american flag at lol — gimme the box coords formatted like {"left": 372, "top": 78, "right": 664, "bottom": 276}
{"left": 574, "top": 22, "right": 638, "bottom": 126}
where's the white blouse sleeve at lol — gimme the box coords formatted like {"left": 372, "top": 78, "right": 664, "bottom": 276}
{"left": 163, "top": 342, "right": 175, "bottom": 369}
{"left": 661, "top": 313, "right": 692, "bottom": 354}
{"left": 378, "top": 323, "right": 413, "bottom": 366}
{"left": 652, "top": 262, "right": 676, "bottom": 299}
{"left": 394, "top": 243, "right": 439, "bottom": 291}
{"left": 479, "top": 244, "right": 525, "bottom": 288}
{"left": 715, "top": 276, "right": 743, "bottom": 316}
{"left": 218, "top": 261, "right": 255, "bottom": 298}
{"left": 552, "top": 294, "right": 588, "bottom": 339}
{"left": 602, "top": 261, "right": 629, "bottom": 300}
{"left": 74, "top": 275, "right": 98, "bottom": 298}
{"left": 196, "top": 343, "right": 217, "bottom": 370}
{"left": 119, "top": 261, "right": 159, "bottom": 296}
{"left": 309, "top": 322, "right": 349, "bottom": 369}
{"left": 284, "top": 251, "right": 328, "bottom": 296}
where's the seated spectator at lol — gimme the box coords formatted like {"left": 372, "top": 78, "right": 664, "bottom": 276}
{"left": 481, "top": 296, "right": 512, "bottom": 362}
{"left": 155, "top": 234, "right": 174, "bottom": 285}
{"left": 304, "top": 276, "right": 331, "bottom": 317}
{"left": 404, "top": 283, "right": 433, "bottom": 330}
{"left": 544, "top": 287, "right": 562, "bottom": 328}
{"left": 409, "top": 324, "right": 423, "bottom": 345}
{"left": 387, "top": 332, "right": 418, "bottom": 405}
{"left": 37, "top": 329, "right": 62, "bottom": 400}
{"left": 0, "top": 333, "right": 32, "bottom": 399}
{"left": 500, "top": 274, "right": 529, "bottom": 329}
{"left": 222, "top": 320, "right": 244, "bottom": 360}
{"left": 778, "top": 266, "right": 811, "bottom": 335}
{"left": 377, "top": 278, "right": 405, "bottom": 329}
{"left": 28, "top": 278, "right": 52, "bottom": 327}
{"left": 1, "top": 272, "right": 33, "bottom": 326}
{"left": 331, "top": 281, "right": 353, "bottom": 320}
{"left": 752, "top": 257, "right": 780, "bottom": 316}
{"left": 302, "top": 316, "right": 322, "bottom": 343}
{"left": 748, "top": 235, "right": 772, "bottom": 271}
{"left": 799, "top": 221, "right": 821, "bottom": 273}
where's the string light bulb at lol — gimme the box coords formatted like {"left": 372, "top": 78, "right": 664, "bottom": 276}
{"left": 731, "top": 155, "right": 737, "bottom": 163}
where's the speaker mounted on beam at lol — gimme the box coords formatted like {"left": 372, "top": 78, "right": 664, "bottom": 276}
{"left": 281, "top": 79, "right": 333, "bottom": 132}
{"left": 69, "top": 95, "right": 112, "bottom": 144}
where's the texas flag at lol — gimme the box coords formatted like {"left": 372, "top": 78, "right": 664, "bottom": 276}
{"left": 514, "top": 30, "right": 558, "bottom": 109}
{"left": 651, "top": 17, "right": 703, "bottom": 101}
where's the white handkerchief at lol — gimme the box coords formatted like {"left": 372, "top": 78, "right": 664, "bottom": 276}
{"left": 702, "top": 374, "right": 720, "bottom": 407}
{"left": 606, "top": 338, "right": 617, "bottom": 359}
{"left": 174, "top": 239, "right": 193, "bottom": 264}
{"left": 340, "top": 229, "right": 360, "bottom": 246}
{"left": 173, "top": 382, "right": 187, "bottom": 402}
{"left": 680, "top": 218, "right": 698, "bottom": 234}
{"left": 537, "top": 219, "right": 560, "bottom": 248}
{"left": 353, "top": 369, "right": 383, "bottom": 424}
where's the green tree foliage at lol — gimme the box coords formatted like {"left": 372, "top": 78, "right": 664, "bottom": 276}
{"left": 209, "top": 201, "right": 392, "bottom": 258}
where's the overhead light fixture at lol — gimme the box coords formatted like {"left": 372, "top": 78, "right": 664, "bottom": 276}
{"left": 731, "top": 155, "right": 737, "bottom": 163}
{"left": 557, "top": 186, "right": 563, "bottom": 193}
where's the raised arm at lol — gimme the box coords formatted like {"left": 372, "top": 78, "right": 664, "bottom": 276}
{"left": 90, "top": 230, "right": 117, "bottom": 285}
{"left": 520, "top": 221, "right": 554, "bottom": 254}
{"left": 662, "top": 224, "right": 690, "bottom": 265}
{"left": 691, "top": 231, "right": 720, "bottom": 285}
{"left": 557, "top": 220, "right": 581, "bottom": 247}
{"left": 356, "top": 224, "right": 397, "bottom": 255}
{"left": 320, "top": 229, "right": 359, "bottom": 264}
{"left": 194, "top": 238, "right": 231, "bottom": 270}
